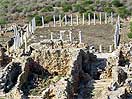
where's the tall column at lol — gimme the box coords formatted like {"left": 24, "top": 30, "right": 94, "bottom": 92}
{"left": 42, "top": 16, "right": 45, "bottom": 27}
{"left": 20, "top": 31, "right": 23, "bottom": 46}
{"left": 53, "top": 15, "right": 56, "bottom": 27}
{"left": 69, "top": 31, "right": 72, "bottom": 42}
{"left": 99, "top": 45, "right": 102, "bottom": 53}
{"left": 59, "top": 15, "right": 62, "bottom": 27}
{"left": 6, "top": 43, "right": 9, "bottom": 55}
{"left": 60, "top": 30, "right": 65, "bottom": 40}
{"left": 99, "top": 12, "right": 102, "bottom": 24}
{"left": 79, "top": 31, "right": 82, "bottom": 44}
{"left": 64, "top": 15, "right": 67, "bottom": 25}
{"left": 24, "top": 34, "right": 27, "bottom": 53}
{"left": 111, "top": 12, "right": 113, "bottom": 24}
{"left": 26, "top": 26, "right": 29, "bottom": 38}
{"left": 88, "top": 13, "right": 91, "bottom": 25}
{"left": 82, "top": 13, "right": 85, "bottom": 25}
{"left": 29, "top": 22, "right": 32, "bottom": 33}
{"left": 109, "top": 45, "right": 112, "bottom": 53}
{"left": 76, "top": 15, "right": 79, "bottom": 25}
{"left": 94, "top": 12, "right": 96, "bottom": 25}
{"left": 105, "top": 12, "right": 107, "bottom": 24}
{"left": 50, "top": 32, "right": 53, "bottom": 40}
{"left": 118, "top": 15, "right": 120, "bottom": 30}
{"left": 70, "top": 14, "right": 73, "bottom": 26}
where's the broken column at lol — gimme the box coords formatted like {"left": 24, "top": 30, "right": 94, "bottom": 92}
{"left": 0, "top": 47, "right": 4, "bottom": 67}
{"left": 42, "top": 16, "right": 45, "bottom": 27}
{"left": 109, "top": 45, "right": 112, "bottom": 53}
{"left": 59, "top": 15, "right": 62, "bottom": 27}
{"left": 99, "top": 45, "right": 102, "bottom": 53}
{"left": 64, "top": 15, "right": 68, "bottom": 26}
{"left": 60, "top": 30, "right": 65, "bottom": 40}
{"left": 111, "top": 12, "right": 113, "bottom": 24}
{"left": 99, "top": 12, "right": 102, "bottom": 24}
{"left": 79, "top": 31, "right": 82, "bottom": 44}
{"left": 76, "top": 15, "right": 79, "bottom": 25}
{"left": 24, "top": 34, "right": 27, "bottom": 53}
{"left": 105, "top": 12, "right": 107, "bottom": 24}
{"left": 88, "top": 13, "right": 91, "bottom": 25}
{"left": 6, "top": 43, "right": 9, "bottom": 55}
{"left": 51, "top": 32, "right": 53, "bottom": 40}
{"left": 94, "top": 12, "right": 96, "bottom": 25}
{"left": 53, "top": 15, "right": 56, "bottom": 27}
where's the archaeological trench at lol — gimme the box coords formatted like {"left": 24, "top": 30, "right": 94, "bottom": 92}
{"left": 0, "top": 17, "right": 132, "bottom": 99}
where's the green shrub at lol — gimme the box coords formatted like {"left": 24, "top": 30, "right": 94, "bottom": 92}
{"left": 0, "top": 17, "right": 7, "bottom": 25}
{"left": 62, "top": 4, "right": 72, "bottom": 12}
{"left": 44, "top": 15, "right": 53, "bottom": 23}
{"left": 127, "top": 32, "right": 132, "bottom": 38}
{"left": 112, "top": 0, "right": 123, "bottom": 7}
{"left": 117, "top": 7, "right": 130, "bottom": 18}
{"left": 41, "top": 5, "right": 54, "bottom": 12}
{"left": 104, "top": 7, "right": 113, "bottom": 13}
{"left": 16, "top": 6, "right": 24, "bottom": 12}
{"left": 35, "top": 15, "right": 42, "bottom": 26}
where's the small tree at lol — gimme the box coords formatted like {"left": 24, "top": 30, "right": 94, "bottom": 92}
{"left": 112, "top": 0, "right": 123, "bottom": 7}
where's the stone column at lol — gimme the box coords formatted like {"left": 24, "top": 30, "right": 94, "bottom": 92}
{"left": 109, "top": 45, "right": 112, "bottom": 53}
{"left": 60, "top": 31, "right": 64, "bottom": 40}
{"left": 31, "top": 17, "right": 36, "bottom": 33}
{"left": 42, "top": 16, "right": 45, "bottom": 27}
{"left": 88, "top": 13, "right": 91, "bottom": 25}
{"left": 53, "top": 15, "right": 56, "bottom": 27}
{"left": 64, "top": 15, "right": 67, "bottom": 25}
{"left": 99, "top": 45, "right": 102, "bottom": 53}
{"left": 24, "top": 34, "right": 27, "bottom": 53}
{"left": 82, "top": 13, "right": 85, "bottom": 25}
{"left": 94, "top": 12, "right": 96, "bottom": 25}
{"left": 118, "top": 15, "right": 120, "bottom": 29}
{"left": 79, "top": 31, "right": 82, "bottom": 44}
{"left": 51, "top": 32, "right": 53, "bottom": 40}
{"left": 6, "top": 43, "right": 9, "bottom": 55}
{"left": 26, "top": 26, "right": 29, "bottom": 38}
{"left": 76, "top": 15, "right": 79, "bottom": 25}
{"left": 105, "top": 12, "right": 107, "bottom": 24}
{"left": 99, "top": 12, "right": 102, "bottom": 24}
{"left": 20, "top": 31, "right": 23, "bottom": 46}
{"left": 69, "top": 31, "right": 72, "bottom": 42}
{"left": 59, "top": 15, "right": 62, "bottom": 27}
{"left": 70, "top": 14, "right": 73, "bottom": 26}
{"left": 29, "top": 22, "right": 32, "bottom": 33}
{"left": 111, "top": 12, "right": 113, "bottom": 24}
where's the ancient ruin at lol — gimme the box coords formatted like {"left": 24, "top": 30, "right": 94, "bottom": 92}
{"left": 0, "top": 6, "right": 132, "bottom": 99}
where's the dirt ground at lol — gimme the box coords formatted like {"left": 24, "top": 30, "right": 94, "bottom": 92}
{"left": 33, "top": 24, "right": 115, "bottom": 48}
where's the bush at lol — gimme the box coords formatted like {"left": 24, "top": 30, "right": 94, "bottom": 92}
{"left": 112, "top": 0, "right": 123, "bottom": 7}
{"left": 127, "top": 32, "right": 132, "bottom": 38}
{"left": 104, "top": 7, "right": 113, "bottom": 13}
{"left": 44, "top": 15, "right": 53, "bottom": 23}
{"left": 35, "top": 15, "right": 42, "bottom": 26}
{"left": 41, "top": 5, "right": 54, "bottom": 12}
{"left": 117, "top": 7, "right": 130, "bottom": 18}
{"left": 16, "top": 6, "right": 24, "bottom": 12}
{"left": 0, "top": 17, "right": 7, "bottom": 25}
{"left": 62, "top": 4, "right": 72, "bottom": 12}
